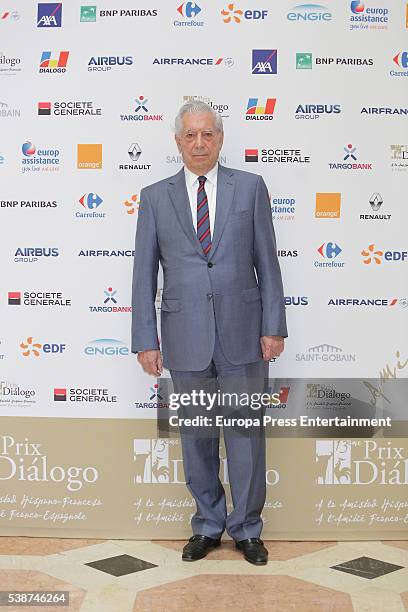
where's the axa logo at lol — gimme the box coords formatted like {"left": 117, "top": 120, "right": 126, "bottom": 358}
{"left": 393, "top": 51, "right": 408, "bottom": 68}
{"left": 361, "top": 244, "right": 408, "bottom": 265}
{"left": 37, "top": 3, "right": 62, "bottom": 27}
{"left": 252, "top": 49, "right": 277, "bottom": 74}
{"left": 221, "top": 3, "right": 268, "bottom": 23}
{"left": 177, "top": 2, "right": 201, "bottom": 18}
{"left": 20, "top": 337, "right": 66, "bottom": 357}
{"left": 318, "top": 242, "right": 342, "bottom": 259}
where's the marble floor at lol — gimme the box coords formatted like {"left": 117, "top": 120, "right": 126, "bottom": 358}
{"left": 0, "top": 537, "right": 407, "bottom": 611}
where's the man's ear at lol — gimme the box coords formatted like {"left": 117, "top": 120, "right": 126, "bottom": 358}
{"left": 175, "top": 135, "right": 181, "bottom": 153}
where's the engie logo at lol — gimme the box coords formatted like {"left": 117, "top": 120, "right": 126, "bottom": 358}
{"left": 37, "top": 3, "right": 62, "bottom": 27}
{"left": 287, "top": 4, "right": 332, "bottom": 21}
{"left": 20, "top": 337, "right": 66, "bottom": 357}
{"left": 84, "top": 339, "right": 129, "bottom": 356}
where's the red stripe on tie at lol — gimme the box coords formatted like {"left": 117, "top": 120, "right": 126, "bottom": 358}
{"left": 204, "top": 244, "right": 211, "bottom": 254}
{"left": 197, "top": 211, "right": 209, "bottom": 228}
{"left": 197, "top": 196, "right": 208, "bottom": 211}
{"left": 199, "top": 227, "right": 210, "bottom": 242}
{"left": 198, "top": 183, "right": 205, "bottom": 193}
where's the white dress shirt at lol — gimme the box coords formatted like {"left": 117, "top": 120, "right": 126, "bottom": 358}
{"left": 184, "top": 163, "right": 218, "bottom": 234}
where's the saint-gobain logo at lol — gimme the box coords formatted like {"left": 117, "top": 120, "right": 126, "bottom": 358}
{"left": 316, "top": 440, "right": 351, "bottom": 484}
{"left": 133, "top": 439, "right": 172, "bottom": 483}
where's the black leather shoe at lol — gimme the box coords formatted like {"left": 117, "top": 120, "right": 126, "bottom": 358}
{"left": 182, "top": 535, "right": 221, "bottom": 561}
{"left": 235, "top": 538, "right": 268, "bottom": 565}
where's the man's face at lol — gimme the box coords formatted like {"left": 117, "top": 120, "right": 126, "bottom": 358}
{"left": 175, "top": 111, "right": 224, "bottom": 175}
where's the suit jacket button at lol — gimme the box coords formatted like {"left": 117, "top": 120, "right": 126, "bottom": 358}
{"left": 207, "top": 262, "right": 213, "bottom": 268}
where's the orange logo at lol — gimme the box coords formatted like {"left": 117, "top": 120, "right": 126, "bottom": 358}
{"left": 361, "top": 244, "right": 383, "bottom": 265}
{"left": 20, "top": 337, "right": 42, "bottom": 357}
{"left": 77, "top": 143, "right": 103, "bottom": 169}
{"left": 315, "top": 193, "right": 341, "bottom": 219}
{"left": 221, "top": 3, "right": 243, "bottom": 23}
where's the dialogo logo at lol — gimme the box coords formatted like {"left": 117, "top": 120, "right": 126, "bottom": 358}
{"left": 77, "top": 144, "right": 102, "bottom": 169}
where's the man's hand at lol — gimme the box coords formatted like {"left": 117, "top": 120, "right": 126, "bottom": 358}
{"left": 137, "top": 349, "right": 163, "bottom": 376}
{"left": 260, "top": 336, "right": 284, "bottom": 361}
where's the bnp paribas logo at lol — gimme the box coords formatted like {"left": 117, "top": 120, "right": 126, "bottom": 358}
{"left": 133, "top": 438, "right": 183, "bottom": 484}
{"left": 296, "top": 52, "right": 312, "bottom": 69}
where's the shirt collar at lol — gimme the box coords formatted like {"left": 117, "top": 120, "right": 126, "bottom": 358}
{"left": 184, "top": 162, "right": 219, "bottom": 188}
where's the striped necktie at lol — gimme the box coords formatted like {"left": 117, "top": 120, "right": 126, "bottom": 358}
{"left": 197, "top": 175, "right": 211, "bottom": 256}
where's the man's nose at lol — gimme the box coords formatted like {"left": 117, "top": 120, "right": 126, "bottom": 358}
{"left": 195, "top": 132, "right": 204, "bottom": 148}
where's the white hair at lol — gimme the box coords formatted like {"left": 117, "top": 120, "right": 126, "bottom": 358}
{"left": 174, "top": 100, "right": 223, "bottom": 135}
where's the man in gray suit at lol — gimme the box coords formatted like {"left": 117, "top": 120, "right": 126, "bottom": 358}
{"left": 131, "top": 101, "right": 287, "bottom": 565}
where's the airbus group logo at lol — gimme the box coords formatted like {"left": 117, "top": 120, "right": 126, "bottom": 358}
{"left": 88, "top": 56, "right": 134, "bottom": 71}
{"left": 294, "top": 104, "right": 341, "bottom": 119}
{"left": 252, "top": 50, "right": 277, "bottom": 74}
{"left": 221, "top": 4, "right": 268, "bottom": 23}
{"left": 287, "top": 4, "right": 332, "bottom": 21}
{"left": 37, "top": 3, "right": 62, "bottom": 27}
{"left": 14, "top": 247, "right": 59, "bottom": 264}
{"left": 175, "top": 2, "right": 203, "bottom": 26}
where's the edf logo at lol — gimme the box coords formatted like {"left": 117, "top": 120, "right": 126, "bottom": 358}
{"left": 221, "top": 4, "right": 268, "bottom": 23}
{"left": 37, "top": 3, "right": 62, "bottom": 27}
{"left": 20, "top": 337, "right": 66, "bottom": 357}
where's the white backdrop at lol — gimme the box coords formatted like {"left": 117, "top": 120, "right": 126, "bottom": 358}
{"left": 1, "top": 0, "right": 408, "bottom": 419}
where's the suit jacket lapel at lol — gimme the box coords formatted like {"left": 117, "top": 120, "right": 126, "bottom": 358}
{"left": 209, "top": 165, "right": 236, "bottom": 260}
{"left": 168, "top": 168, "right": 205, "bottom": 259}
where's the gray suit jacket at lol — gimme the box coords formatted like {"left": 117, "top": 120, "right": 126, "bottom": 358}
{"left": 131, "top": 164, "right": 287, "bottom": 371}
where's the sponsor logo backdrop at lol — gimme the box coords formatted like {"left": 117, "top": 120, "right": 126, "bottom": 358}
{"left": 0, "top": 0, "right": 407, "bottom": 538}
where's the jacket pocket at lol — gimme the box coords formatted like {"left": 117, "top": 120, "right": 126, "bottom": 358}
{"left": 241, "top": 287, "right": 261, "bottom": 302}
{"left": 160, "top": 299, "right": 181, "bottom": 312}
